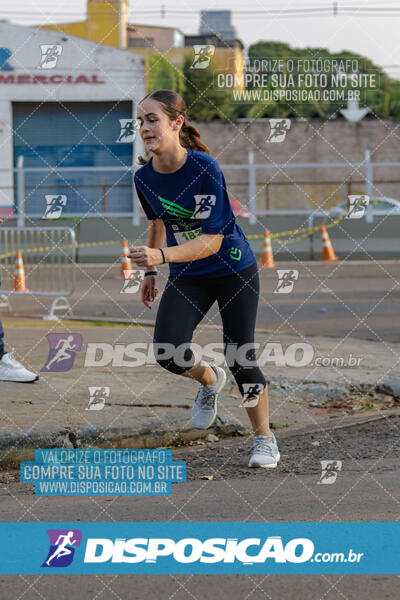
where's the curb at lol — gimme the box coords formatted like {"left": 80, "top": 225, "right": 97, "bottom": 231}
{"left": 0, "top": 415, "right": 248, "bottom": 470}
{"left": 41, "top": 315, "right": 275, "bottom": 335}
{"left": 13, "top": 314, "right": 274, "bottom": 335}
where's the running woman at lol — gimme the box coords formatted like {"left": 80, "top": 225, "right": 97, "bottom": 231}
{"left": 129, "top": 90, "right": 280, "bottom": 468}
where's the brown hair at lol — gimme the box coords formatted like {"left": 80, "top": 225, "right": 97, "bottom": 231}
{"left": 136, "top": 89, "right": 210, "bottom": 165}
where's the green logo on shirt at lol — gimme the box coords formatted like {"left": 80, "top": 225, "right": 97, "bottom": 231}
{"left": 158, "top": 195, "right": 194, "bottom": 219}
{"left": 230, "top": 247, "right": 242, "bottom": 260}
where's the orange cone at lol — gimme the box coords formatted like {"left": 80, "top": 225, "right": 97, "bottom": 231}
{"left": 120, "top": 238, "right": 132, "bottom": 278}
{"left": 13, "top": 250, "right": 28, "bottom": 292}
{"left": 261, "top": 229, "right": 275, "bottom": 268}
{"left": 320, "top": 226, "right": 339, "bottom": 262}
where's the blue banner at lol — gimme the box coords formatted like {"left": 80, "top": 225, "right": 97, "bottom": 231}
{"left": 0, "top": 522, "right": 398, "bottom": 574}
{"left": 20, "top": 449, "right": 186, "bottom": 496}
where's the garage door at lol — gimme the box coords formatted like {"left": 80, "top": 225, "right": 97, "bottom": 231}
{"left": 13, "top": 101, "right": 134, "bottom": 215}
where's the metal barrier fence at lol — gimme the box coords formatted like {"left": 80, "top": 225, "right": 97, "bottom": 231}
{"left": 245, "top": 150, "right": 400, "bottom": 224}
{"left": 264, "top": 179, "right": 400, "bottom": 211}
{"left": 0, "top": 149, "right": 398, "bottom": 227}
{"left": 0, "top": 227, "right": 76, "bottom": 319}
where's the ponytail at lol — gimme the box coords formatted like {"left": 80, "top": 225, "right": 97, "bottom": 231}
{"left": 179, "top": 120, "right": 210, "bottom": 154}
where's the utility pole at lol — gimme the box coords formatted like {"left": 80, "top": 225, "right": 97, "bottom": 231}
{"left": 161, "top": 4, "right": 165, "bottom": 19}
{"left": 333, "top": 1, "right": 338, "bottom": 16}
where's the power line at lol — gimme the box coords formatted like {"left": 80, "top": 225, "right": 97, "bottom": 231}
{"left": 3, "top": 5, "right": 400, "bottom": 17}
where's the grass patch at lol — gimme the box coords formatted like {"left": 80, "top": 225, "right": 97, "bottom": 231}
{"left": 4, "top": 320, "right": 146, "bottom": 328}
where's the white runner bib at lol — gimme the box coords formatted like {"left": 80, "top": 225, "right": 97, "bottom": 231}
{"left": 172, "top": 226, "right": 202, "bottom": 245}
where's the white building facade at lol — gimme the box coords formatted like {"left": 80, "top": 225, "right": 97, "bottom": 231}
{"left": 0, "top": 22, "right": 145, "bottom": 216}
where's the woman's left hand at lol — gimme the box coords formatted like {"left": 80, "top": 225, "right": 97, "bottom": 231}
{"left": 128, "top": 245, "right": 163, "bottom": 267}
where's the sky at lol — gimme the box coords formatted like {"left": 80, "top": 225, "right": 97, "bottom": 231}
{"left": 2, "top": 0, "right": 400, "bottom": 79}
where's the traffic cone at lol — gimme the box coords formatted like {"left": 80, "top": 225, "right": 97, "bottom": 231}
{"left": 120, "top": 238, "right": 132, "bottom": 278}
{"left": 261, "top": 229, "right": 275, "bottom": 268}
{"left": 13, "top": 251, "right": 28, "bottom": 292}
{"left": 320, "top": 226, "right": 339, "bottom": 262}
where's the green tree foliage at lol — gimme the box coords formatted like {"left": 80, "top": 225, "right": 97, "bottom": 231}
{"left": 385, "top": 80, "right": 400, "bottom": 117}
{"left": 182, "top": 55, "right": 235, "bottom": 122}
{"left": 147, "top": 54, "right": 184, "bottom": 94}
{"left": 145, "top": 44, "right": 399, "bottom": 120}
{"left": 246, "top": 42, "right": 397, "bottom": 119}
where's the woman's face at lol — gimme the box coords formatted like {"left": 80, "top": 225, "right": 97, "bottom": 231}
{"left": 137, "top": 98, "right": 183, "bottom": 153}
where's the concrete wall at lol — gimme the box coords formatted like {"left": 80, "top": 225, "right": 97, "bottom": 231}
{"left": 192, "top": 118, "right": 400, "bottom": 211}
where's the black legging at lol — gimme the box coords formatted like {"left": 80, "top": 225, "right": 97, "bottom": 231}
{"left": 153, "top": 262, "right": 267, "bottom": 396}
{"left": 0, "top": 317, "right": 4, "bottom": 359}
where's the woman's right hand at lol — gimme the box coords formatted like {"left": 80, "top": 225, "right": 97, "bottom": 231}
{"left": 141, "top": 276, "right": 158, "bottom": 309}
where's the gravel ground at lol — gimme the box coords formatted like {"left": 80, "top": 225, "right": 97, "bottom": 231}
{"left": 173, "top": 414, "right": 400, "bottom": 481}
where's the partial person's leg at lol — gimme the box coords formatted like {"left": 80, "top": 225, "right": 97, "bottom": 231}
{"left": 216, "top": 263, "right": 271, "bottom": 437}
{"left": 0, "top": 317, "right": 5, "bottom": 359}
{"left": 0, "top": 317, "right": 39, "bottom": 382}
{"left": 153, "top": 276, "right": 217, "bottom": 386}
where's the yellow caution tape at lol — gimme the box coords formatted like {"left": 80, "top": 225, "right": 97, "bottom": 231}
{"left": 0, "top": 199, "right": 389, "bottom": 259}
{"left": 246, "top": 198, "right": 387, "bottom": 243}
{"left": 247, "top": 212, "right": 346, "bottom": 242}
{"left": 0, "top": 239, "right": 121, "bottom": 261}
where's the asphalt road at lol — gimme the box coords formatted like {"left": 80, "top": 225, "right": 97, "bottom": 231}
{"left": 8, "top": 261, "right": 400, "bottom": 342}
{"left": 1, "top": 260, "right": 399, "bottom": 596}
{"left": 0, "top": 413, "right": 399, "bottom": 598}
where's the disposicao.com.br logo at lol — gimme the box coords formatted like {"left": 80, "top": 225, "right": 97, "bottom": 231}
{"left": 82, "top": 536, "right": 363, "bottom": 565}
{"left": 38, "top": 528, "right": 366, "bottom": 572}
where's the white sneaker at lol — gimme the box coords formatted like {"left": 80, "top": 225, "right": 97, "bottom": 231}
{"left": 191, "top": 364, "right": 226, "bottom": 429}
{"left": 0, "top": 353, "right": 39, "bottom": 383}
{"left": 248, "top": 431, "right": 280, "bottom": 468}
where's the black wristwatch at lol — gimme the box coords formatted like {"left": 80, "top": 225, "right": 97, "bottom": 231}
{"left": 144, "top": 271, "right": 158, "bottom": 276}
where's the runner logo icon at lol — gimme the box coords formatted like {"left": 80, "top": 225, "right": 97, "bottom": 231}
{"left": 274, "top": 270, "right": 299, "bottom": 294}
{"left": 86, "top": 386, "right": 110, "bottom": 410}
{"left": 43, "top": 195, "right": 67, "bottom": 219}
{"left": 41, "top": 333, "right": 82, "bottom": 372}
{"left": 121, "top": 270, "right": 145, "bottom": 293}
{"left": 317, "top": 460, "right": 342, "bottom": 484}
{"left": 346, "top": 195, "right": 369, "bottom": 219}
{"left": 192, "top": 195, "right": 216, "bottom": 219}
{"left": 42, "top": 529, "right": 82, "bottom": 568}
{"left": 116, "top": 119, "right": 140, "bottom": 143}
{"left": 38, "top": 45, "right": 63, "bottom": 69}
{"left": 240, "top": 383, "right": 265, "bottom": 407}
{"left": 266, "top": 119, "right": 291, "bottom": 143}
{"left": 190, "top": 45, "right": 215, "bottom": 69}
